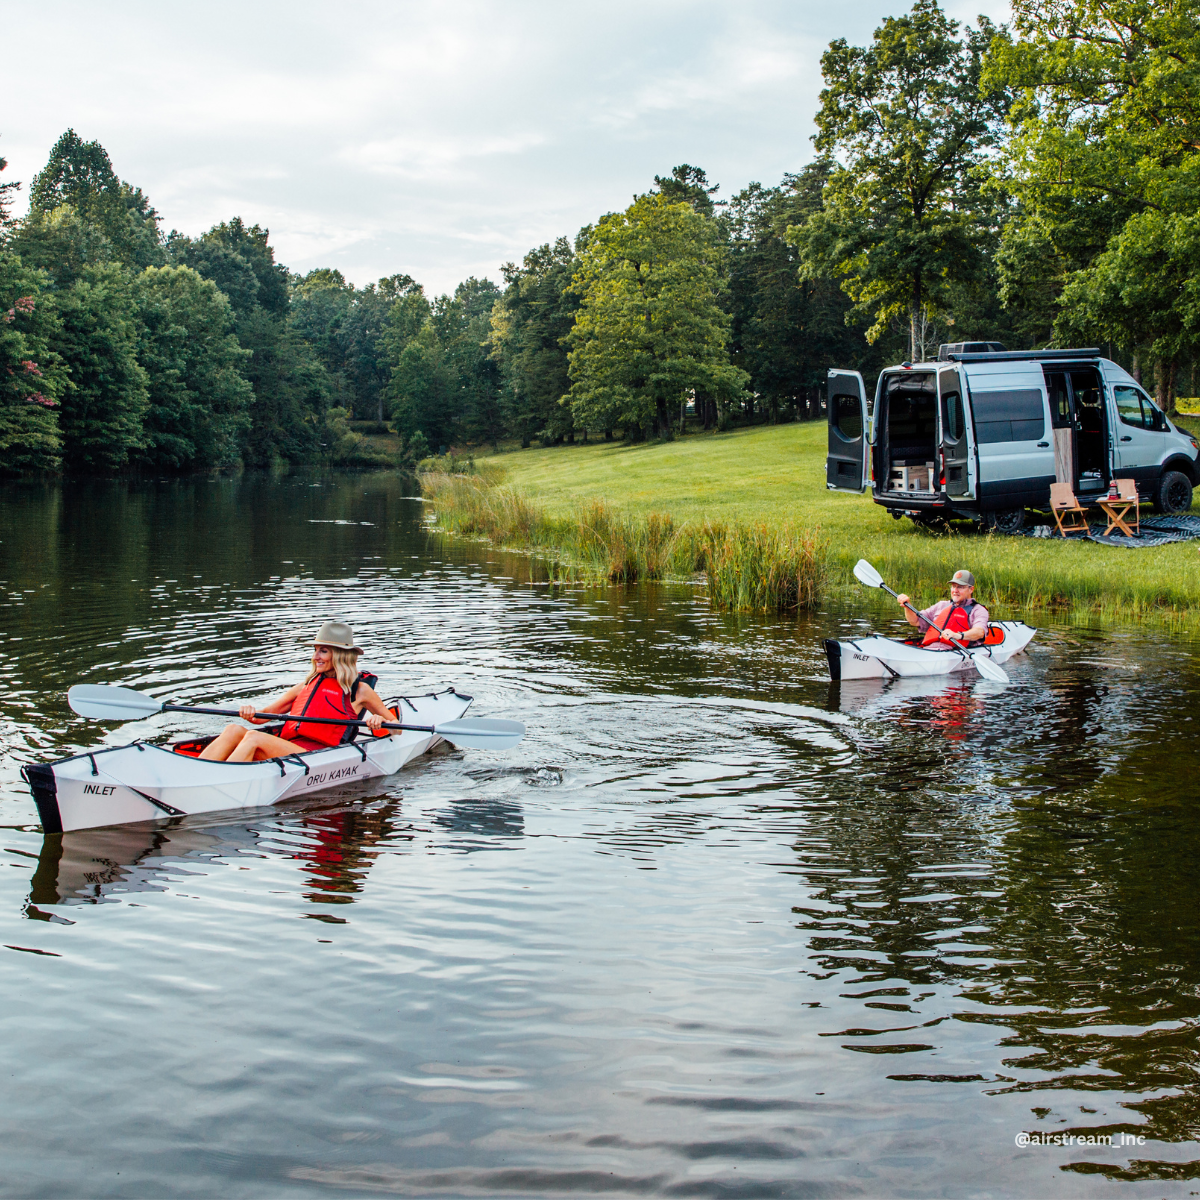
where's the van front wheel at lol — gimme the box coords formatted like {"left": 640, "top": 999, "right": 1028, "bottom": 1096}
{"left": 1154, "top": 470, "right": 1193, "bottom": 514}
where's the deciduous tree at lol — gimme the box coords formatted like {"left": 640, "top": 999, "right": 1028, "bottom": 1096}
{"left": 987, "top": 0, "right": 1200, "bottom": 407}
{"left": 789, "top": 0, "right": 1007, "bottom": 361}
{"left": 52, "top": 264, "right": 149, "bottom": 471}
{"left": 134, "top": 265, "right": 253, "bottom": 469}
{"left": 566, "top": 193, "right": 748, "bottom": 439}
{"left": 0, "top": 253, "right": 65, "bottom": 472}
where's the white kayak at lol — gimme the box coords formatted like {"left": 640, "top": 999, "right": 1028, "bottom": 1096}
{"left": 23, "top": 687, "right": 472, "bottom": 834}
{"left": 824, "top": 622, "right": 1036, "bottom": 681}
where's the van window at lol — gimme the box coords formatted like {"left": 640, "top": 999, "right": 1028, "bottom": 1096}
{"left": 943, "top": 391, "right": 963, "bottom": 441}
{"left": 1114, "top": 385, "right": 1165, "bottom": 431}
{"left": 971, "top": 389, "right": 1045, "bottom": 443}
{"left": 1045, "top": 372, "right": 1072, "bottom": 428}
{"left": 832, "top": 393, "right": 862, "bottom": 439}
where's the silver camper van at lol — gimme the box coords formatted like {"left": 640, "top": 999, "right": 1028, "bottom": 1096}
{"left": 826, "top": 348, "right": 1200, "bottom": 530}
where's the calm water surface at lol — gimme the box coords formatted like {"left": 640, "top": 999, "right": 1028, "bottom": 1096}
{"left": 1, "top": 472, "right": 1199, "bottom": 1198}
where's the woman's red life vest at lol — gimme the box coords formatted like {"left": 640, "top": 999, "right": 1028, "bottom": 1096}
{"left": 922, "top": 600, "right": 975, "bottom": 646}
{"left": 280, "top": 674, "right": 359, "bottom": 748}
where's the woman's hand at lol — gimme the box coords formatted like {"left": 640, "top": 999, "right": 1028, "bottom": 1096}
{"left": 239, "top": 703, "right": 258, "bottom": 723}
{"left": 364, "top": 711, "right": 387, "bottom": 732}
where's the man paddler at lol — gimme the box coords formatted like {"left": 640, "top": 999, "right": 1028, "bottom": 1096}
{"left": 896, "top": 570, "right": 989, "bottom": 649}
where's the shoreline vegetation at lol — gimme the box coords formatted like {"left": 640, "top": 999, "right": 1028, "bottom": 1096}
{"left": 421, "top": 470, "right": 822, "bottom": 613}
{"left": 420, "top": 422, "right": 1200, "bottom": 622}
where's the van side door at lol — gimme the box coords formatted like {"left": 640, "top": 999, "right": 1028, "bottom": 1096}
{"left": 938, "top": 367, "right": 974, "bottom": 497}
{"left": 826, "top": 369, "right": 869, "bottom": 492}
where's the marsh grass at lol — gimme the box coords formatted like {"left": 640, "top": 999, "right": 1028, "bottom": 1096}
{"left": 463, "top": 421, "right": 1200, "bottom": 625}
{"left": 421, "top": 472, "right": 823, "bottom": 611}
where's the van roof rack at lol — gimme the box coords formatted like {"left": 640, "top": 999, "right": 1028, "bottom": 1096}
{"left": 945, "top": 348, "right": 1102, "bottom": 363}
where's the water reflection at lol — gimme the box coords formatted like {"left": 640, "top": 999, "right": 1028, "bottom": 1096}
{"left": 24, "top": 798, "right": 416, "bottom": 918}
{"left": 432, "top": 798, "right": 524, "bottom": 849}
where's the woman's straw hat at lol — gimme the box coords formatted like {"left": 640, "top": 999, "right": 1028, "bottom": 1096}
{"left": 313, "top": 620, "right": 363, "bottom": 654}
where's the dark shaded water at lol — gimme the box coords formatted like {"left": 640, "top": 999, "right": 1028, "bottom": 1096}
{"left": 1, "top": 471, "right": 1199, "bottom": 1198}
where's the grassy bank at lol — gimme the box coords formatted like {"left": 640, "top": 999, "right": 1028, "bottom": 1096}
{"left": 422, "top": 472, "right": 821, "bottom": 612}
{"left": 422, "top": 422, "right": 1200, "bottom": 619}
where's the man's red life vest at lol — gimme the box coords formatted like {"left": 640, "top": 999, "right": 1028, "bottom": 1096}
{"left": 280, "top": 675, "right": 359, "bottom": 748}
{"left": 922, "top": 600, "right": 975, "bottom": 646}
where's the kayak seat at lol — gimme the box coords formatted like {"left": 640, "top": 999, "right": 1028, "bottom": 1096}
{"left": 982, "top": 624, "right": 1006, "bottom": 647}
{"left": 171, "top": 736, "right": 215, "bottom": 758}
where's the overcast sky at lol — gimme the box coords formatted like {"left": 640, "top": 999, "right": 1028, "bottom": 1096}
{"left": 2, "top": 0, "right": 1009, "bottom": 296}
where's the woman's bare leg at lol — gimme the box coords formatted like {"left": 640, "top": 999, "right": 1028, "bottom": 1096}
{"left": 198, "top": 724, "right": 249, "bottom": 761}
{"left": 226, "top": 730, "right": 308, "bottom": 762}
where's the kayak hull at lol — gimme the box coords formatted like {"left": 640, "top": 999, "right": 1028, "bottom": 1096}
{"left": 824, "top": 622, "right": 1036, "bottom": 680}
{"left": 25, "top": 687, "right": 472, "bottom": 834}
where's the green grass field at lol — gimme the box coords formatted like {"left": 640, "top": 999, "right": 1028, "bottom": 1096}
{"left": 456, "top": 421, "right": 1200, "bottom": 619}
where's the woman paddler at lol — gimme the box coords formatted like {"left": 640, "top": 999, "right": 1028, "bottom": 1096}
{"left": 198, "top": 621, "right": 394, "bottom": 761}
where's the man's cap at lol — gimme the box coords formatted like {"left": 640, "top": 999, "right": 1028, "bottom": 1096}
{"left": 949, "top": 570, "right": 975, "bottom": 587}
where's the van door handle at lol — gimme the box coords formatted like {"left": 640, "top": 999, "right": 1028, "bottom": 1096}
{"left": 1037, "top": 441, "right": 1049, "bottom": 448}
{"left": 1120, "top": 435, "right": 1132, "bottom": 442}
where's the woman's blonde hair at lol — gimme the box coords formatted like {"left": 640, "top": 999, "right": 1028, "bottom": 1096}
{"left": 307, "top": 646, "right": 360, "bottom": 692}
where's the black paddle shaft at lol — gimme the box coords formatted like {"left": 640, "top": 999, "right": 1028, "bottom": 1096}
{"left": 160, "top": 703, "right": 437, "bottom": 735}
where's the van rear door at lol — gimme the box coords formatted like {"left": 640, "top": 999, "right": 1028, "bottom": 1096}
{"left": 938, "top": 367, "right": 974, "bottom": 497}
{"left": 826, "top": 369, "right": 869, "bottom": 492}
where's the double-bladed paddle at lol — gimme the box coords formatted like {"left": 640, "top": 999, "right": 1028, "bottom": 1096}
{"left": 66, "top": 684, "right": 525, "bottom": 751}
{"left": 851, "top": 559, "right": 1010, "bottom": 684}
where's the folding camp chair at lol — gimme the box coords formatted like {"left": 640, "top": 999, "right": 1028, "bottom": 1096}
{"left": 1049, "top": 481, "right": 1090, "bottom": 537}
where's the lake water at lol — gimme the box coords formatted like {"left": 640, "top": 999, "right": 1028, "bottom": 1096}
{"left": 1, "top": 471, "right": 1198, "bottom": 1198}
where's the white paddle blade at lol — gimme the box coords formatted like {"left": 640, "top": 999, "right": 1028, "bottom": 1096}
{"left": 969, "top": 653, "right": 1009, "bottom": 684}
{"left": 432, "top": 718, "right": 525, "bottom": 751}
{"left": 68, "top": 684, "right": 165, "bottom": 721}
{"left": 853, "top": 559, "right": 884, "bottom": 589}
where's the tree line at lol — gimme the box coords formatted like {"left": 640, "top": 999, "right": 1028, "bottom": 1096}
{"left": 2, "top": 0, "right": 1196, "bottom": 474}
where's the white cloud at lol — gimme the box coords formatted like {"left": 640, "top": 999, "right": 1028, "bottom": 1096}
{"left": 1, "top": 0, "right": 1011, "bottom": 295}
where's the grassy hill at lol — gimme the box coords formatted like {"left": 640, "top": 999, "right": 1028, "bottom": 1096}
{"left": 444, "top": 421, "right": 1200, "bottom": 619}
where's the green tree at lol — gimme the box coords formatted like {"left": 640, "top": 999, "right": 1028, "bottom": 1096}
{"left": 29, "top": 130, "right": 163, "bottom": 269}
{"left": 52, "top": 263, "right": 149, "bottom": 471}
{"left": 0, "top": 136, "right": 19, "bottom": 227}
{"left": 789, "top": 0, "right": 1007, "bottom": 361}
{"left": 9, "top": 205, "right": 122, "bottom": 289}
{"left": 0, "top": 253, "right": 66, "bottom": 472}
{"left": 388, "top": 323, "right": 454, "bottom": 448}
{"left": 654, "top": 164, "right": 723, "bottom": 218}
{"left": 432, "top": 277, "right": 504, "bottom": 448}
{"left": 343, "top": 275, "right": 417, "bottom": 422}
{"left": 566, "top": 192, "right": 748, "bottom": 439}
{"left": 198, "top": 218, "right": 289, "bottom": 315}
{"left": 288, "top": 268, "right": 357, "bottom": 410}
{"left": 289, "top": 271, "right": 418, "bottom": 421}
{"left": 166, "top": 232, "right": 262, "bottom": 317}
{"left": 133, "top": 265, "right": 253, "bottom": 469}
{"left": 169, "top": 220, "right": 332, "bottom": 462}
{"left": 237, "top": 308, "right": 329, "bottom": 466}
{"left": 726, "top": 163, "right": 877, "bottom": 423}
{"left": 986, "top": 0, "right": 1200, "bottom": 407}
{"left": 490, "top": 238, "right": 580, "bottom": 446}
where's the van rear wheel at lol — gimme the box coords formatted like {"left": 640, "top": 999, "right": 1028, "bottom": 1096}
{"left": 985, "top": 508, "right": 1026, "bottom": 534}
{"left": 1154, "top": 470, "right": 1193, "bottom": 514}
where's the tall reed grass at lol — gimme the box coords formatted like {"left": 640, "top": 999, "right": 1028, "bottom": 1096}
{"left": 420, "top": 472, "right": 823, "bottom": 612}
